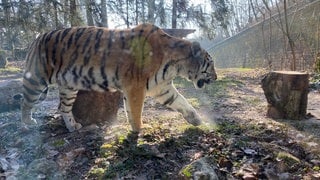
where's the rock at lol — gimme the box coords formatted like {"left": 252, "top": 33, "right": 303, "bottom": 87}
{"left": 179, "top": 156, "right": 225, "bottom": 180}
{"left": 21, "top": 158, "right": 62, "bottom": 179}
{"left": 57, "top": 147, "right": 86, "bottom": 168}
{"left": 311, "top": 173, "right": 320, "bottom": 179}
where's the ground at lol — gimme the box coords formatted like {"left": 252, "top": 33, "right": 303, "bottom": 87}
{"left": 0, "top": 62, "right": 320, "bottom": 179}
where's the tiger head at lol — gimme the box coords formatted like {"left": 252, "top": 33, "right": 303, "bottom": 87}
{"left": 180, "top": 41, "right": 217, "bottom": 89}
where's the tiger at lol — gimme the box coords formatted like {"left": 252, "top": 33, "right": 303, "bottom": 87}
{"left": 21, "top": 23, "right": 217, "bottom": 132}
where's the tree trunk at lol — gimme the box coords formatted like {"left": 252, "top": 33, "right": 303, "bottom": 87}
{"left": 147, "top": 0, "right": 155, "bottom": 23}
{"left": 284, "top": 0, "right": 297, "bottom": 71}
{"left": 171, "top": 0, "right": 177, "bottom": 28}
{"left": 85, "top": 0, "right": 94, "bottom": 26}
{"left": 63, "top": 0, "right": 69, "bottom": 27}
{"left": 53, "top": 1, "right": 59, "bottom": 29}
{"left": 101, "top": 0, "right": 108, "bottom": 27}
{"left": 70, "top": 0, "right": 82, "bottom": 26}
{"left": 261, "top": 71, "right": 309, "bottom": 120}
{"left": 70, "top": 0, "right": 76, "bottom": 26}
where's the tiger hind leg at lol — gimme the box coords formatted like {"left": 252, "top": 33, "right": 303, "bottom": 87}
{"left": 58, "top": 87, "right": 82, "bottom": 132}
{"left": 21, "top": 81, "right": 48, "bottom": 125}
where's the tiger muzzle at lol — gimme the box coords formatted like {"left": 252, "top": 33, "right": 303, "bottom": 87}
{"left": 197, "top": 73, "right": 217, "bottom": 88}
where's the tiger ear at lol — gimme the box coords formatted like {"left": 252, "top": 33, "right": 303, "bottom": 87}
{"left": 191, "top": 41, "right": 202, "bottom": 58}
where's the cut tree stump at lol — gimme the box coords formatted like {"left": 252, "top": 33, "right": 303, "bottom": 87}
{"left": 261, "top": 71, "right": 309, "bottom": 120}
{"left": 72, "top": 90, "right": 122, "bottom": 126}
{"left": 0, "top": 79, "right": 23, "bottom": 113}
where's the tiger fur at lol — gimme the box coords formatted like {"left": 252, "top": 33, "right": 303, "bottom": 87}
{"left": 21, "top": 23, "right": 217, "bottom": 132}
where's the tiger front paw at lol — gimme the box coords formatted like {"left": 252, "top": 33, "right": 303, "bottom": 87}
{"left": 22, "top": 117, "right": 38, "bottom": 126}
{"left": 184, "top": 111, "right": 202, "bottom": 126}
{"left": 66, "top": 122, "right": 82, "bottom": 132}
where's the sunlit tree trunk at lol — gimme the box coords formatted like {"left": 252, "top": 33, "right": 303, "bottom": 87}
{"left": 147, "top": 0, "right": 155, "bottom": 23}
{"left": 70, "top": 0, "right": 77, "bottom": 26}
{"left": 255, "top": 0, "right": 270, "bottom": 69}
{"left": 70, "top": 0, "right": 82, "bottom": 26}
{"left": 134, "top": 0, "right": 140, "bottom": 25}
{"left": 249, "top": 0, "right": 258, "bottom": 22}
{"left": 2, "top": 0, "right": 14, "bottom": 55}
{"left": 141, "top": 0, "right": 145, "bottom": 23}
{"left": 126, "top": 0, "right": 129, "bottom": 28}
{"left": 101, "top": 0, "right": 108, "bottom": 27}
{"left": 85, "top": 0, "right": 94, "bottom": 26}
{"left": 283, "top": 0, "right": 297, "bottom": 70}
{"left": 63, "top": 0, "right": 69, "bottom": 26}
{"left": 172, "top": 0, "right": 177, "bottom": 28}
{"left": 53, "top": 1, "right": 60, "bottom": 28}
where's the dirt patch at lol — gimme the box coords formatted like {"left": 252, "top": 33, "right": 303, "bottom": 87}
{"left": 1, "top": 67, "right": 320, "bottom": 179}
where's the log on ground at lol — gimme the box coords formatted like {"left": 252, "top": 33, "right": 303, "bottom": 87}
{"left": 261, "top": 71, "right": 309, "bottom": 120}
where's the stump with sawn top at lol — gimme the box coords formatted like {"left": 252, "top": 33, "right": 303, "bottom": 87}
{"left": 261, "top": 71, "right": 309, "bottom": 120}
{"left": 72, "top": 91, "right": 122, "bottom": 125}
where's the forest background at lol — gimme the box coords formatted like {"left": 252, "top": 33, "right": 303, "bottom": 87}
{"left": 0, "top": 0, "right": 319, "bottom": 72}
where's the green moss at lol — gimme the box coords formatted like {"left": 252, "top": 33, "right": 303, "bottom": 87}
{"left": 117, "top": 135, "right": 126, "bottom": 144}
{"left": 51, "top": 139, "right": 66, "bottom": 147}
{"left": 313, "top": 166, "right": 320, "bottom": 171}
{"left": 276, "top": 152, "right": 300, "bottom": 166}
{"left": 89, "top": 168, "right": 105, "bottom": 179}
{"left": 181, "top": 164, "right": 193, "bottom": 178}
{"left": 101, "top": 143, "right": 113, "bottom": 149}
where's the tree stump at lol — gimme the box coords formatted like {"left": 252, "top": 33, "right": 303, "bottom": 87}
{"left": 261, "top": 71, "right": 309, "bottom": 120}
{"left": 0, "top": 54, "right": 7, "bottom": 68}
{"left": 0, "top": 79, "right": 23, "bottom": 113}
{"left": 72, "top": 90, "right": 122, "bottom": 126}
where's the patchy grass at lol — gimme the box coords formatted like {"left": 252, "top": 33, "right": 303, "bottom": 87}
{"left": 1, "top": 67, "right": 320, "bottom": 179}
{"left": 0, "top": 65, "right": 22, "bottom": 74}
{"left": 204, "top": 77, "right": 244, "bottom": 98}
{"left": 173, "top": 77, "right": 193, "bottom": 89}
{"left": 88, "top": 122, "right": 222, "bottom": 179}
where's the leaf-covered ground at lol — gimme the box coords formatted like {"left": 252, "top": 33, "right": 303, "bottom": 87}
{"left": 1, "top": 64, "right": 320, "bottom": 179}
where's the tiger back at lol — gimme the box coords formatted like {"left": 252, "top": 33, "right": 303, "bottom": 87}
{"left": 22, "top": 23, "right": 217, "bottom": 132}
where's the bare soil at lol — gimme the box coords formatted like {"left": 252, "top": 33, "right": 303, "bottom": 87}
{"left": 1, "top": 63, "right": 320, "bottom": 179}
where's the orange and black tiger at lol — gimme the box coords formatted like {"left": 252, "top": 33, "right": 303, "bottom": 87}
{"left": 21, "top": 23, "right": 217, "bottom": 132}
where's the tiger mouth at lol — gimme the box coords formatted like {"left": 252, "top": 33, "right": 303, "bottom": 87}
{"left": 197, "top": 79, "right": 212, "bottom": 88}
